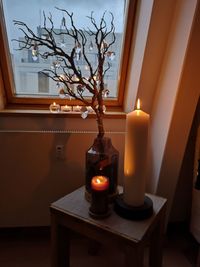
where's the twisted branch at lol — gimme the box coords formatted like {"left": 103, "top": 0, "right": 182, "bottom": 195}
{"left": 13, "top": 8, "right": 116, "bottom": 137}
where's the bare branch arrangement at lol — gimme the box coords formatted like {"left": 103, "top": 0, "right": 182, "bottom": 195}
{"left": 13, "top": 8, "right": 116, "bottom": 138}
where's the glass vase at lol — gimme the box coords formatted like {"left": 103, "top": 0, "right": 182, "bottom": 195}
{"left": 85, "top": 136, "right": 119, "bottom": 202}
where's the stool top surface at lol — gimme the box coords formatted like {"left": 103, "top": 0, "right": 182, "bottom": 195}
{"left": 51, "top": 186, "right": 167, "bottom": 243}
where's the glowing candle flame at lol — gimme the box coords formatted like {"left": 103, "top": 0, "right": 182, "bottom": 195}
{"left": 91, "top": 176, "right": 109, "bottom": 191}
{"left": 136, "top": 98, "right": 141, "bottom": 110}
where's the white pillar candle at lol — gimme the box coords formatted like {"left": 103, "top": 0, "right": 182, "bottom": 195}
{"left": 124, "top": 99, "right": 150, "bottom": 206}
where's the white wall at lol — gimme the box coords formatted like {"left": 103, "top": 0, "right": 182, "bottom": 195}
{"left": 0, "top": 116, "right": 125, "bottom": 226}
{"left": 150, "top": 1, "right": 200, "bottom": 224}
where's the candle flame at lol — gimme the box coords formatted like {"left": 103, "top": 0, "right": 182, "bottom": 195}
{"left": 136, "top": 99, "right": 141, "bottom": 110}
{"left": 96, "top": 178, "right": 101, "bottom": 184}
{"left": 53, "top": 102, "right": 56, "bottom": 105}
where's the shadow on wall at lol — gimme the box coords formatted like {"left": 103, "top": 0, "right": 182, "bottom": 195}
{"left": 27, "top": 132, "right": 85, "bottom": 225}
{"left": 0, "top": 131, "right": 89, "bottom": 226}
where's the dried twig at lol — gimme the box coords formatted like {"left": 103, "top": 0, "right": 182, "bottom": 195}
{"left": 13, "top": 9, "right": 116, "bottom": 137}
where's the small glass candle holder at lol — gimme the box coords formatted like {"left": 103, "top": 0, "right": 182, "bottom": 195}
{"left": 49, "top": 102, "right": 60, "bottom": 113}
{"left": 89, "top": 176, "right": 110, "bottom": 218}
{"left": 73, "top": 105, "right": 81, "bottom": 112}
{"left": 61, "top": 105, "right": 72, "bottom": 112}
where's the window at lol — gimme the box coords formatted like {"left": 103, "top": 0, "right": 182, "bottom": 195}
{"left": 0, "top": 0, "right": 137, "bottom": 110}
{"left": 38, "top": 72, "right": 49, "bottom": 94}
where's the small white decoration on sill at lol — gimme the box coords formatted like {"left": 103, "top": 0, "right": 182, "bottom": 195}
{"left": 81, "top": 110, "right": 89, "bottom": 119}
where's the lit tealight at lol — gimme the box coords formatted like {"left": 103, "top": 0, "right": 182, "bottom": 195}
{"left": 61, "top": 105, "right": 72, "bottom": 112}
{"left": 91, "top": 176, "right": 109, "bottom": 191}
{"left": 73, "top": 105, "right": 81, "bottom": 112}
{"left": 49, "top": 102, "right": 60, "bottom": 113}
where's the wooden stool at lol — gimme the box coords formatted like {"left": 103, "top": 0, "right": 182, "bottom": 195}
{"left": 50, "top": 186, "right": 167, "bottom": 267}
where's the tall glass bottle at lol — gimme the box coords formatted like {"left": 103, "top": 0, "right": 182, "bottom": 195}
{"left": 85, "top": 136, "right": 119, "bottom": 201}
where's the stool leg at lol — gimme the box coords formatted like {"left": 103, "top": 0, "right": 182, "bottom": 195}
{"left": 51, "top": 214, "right": 70, "bottom": 267}
{"left": 124, "top": 245, "right": 144, "bottom": 267}
{"left": 197, "top": 246, "right": 200, "bottom": 267}
{"left": 88, "top": 239, "right": 101, "bottom": 256}
{"left": 149, "top": 205, "right": 166, "bottom": 267}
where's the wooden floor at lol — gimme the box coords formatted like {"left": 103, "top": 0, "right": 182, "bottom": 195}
{"left": 0, "top": 225, "right": 198, "bottom": 267}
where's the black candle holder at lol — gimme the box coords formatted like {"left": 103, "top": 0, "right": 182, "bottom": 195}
{"left": 114, "top": 193, "right": 153, "bottom": 220}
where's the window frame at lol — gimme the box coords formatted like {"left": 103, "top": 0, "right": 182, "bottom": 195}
{"left": 0, "top": 0, "right": 138, "bottom": 111}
